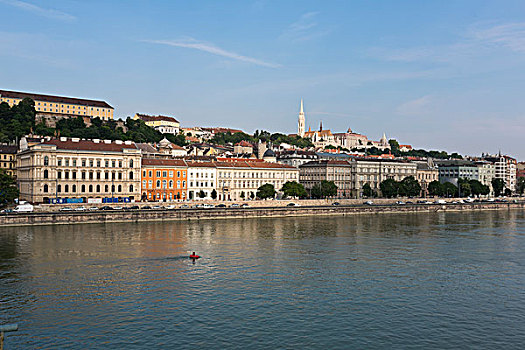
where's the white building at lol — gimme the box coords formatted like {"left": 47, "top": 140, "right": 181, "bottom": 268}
{"left": 186, "top": 161, "right": 217, "bottom": 200}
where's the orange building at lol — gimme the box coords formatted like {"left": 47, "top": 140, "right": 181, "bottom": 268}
{"left": 141, "top": 158, "right": 187, "bottom": 201}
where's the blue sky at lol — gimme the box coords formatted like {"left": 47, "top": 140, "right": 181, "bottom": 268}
{"left": 1, "top": 0, "right": 525, "bottom": 159}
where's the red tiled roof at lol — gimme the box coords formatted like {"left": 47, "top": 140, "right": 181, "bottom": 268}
{"left": 235, "top": 140, "right": 253, "bottom": 147}
{"left": 42, "top": 138, "right": 137, "bottom": 152}
{"left": 0, "top": 89, "right": 112, "bottom": 108}
{"left": 142, "top": 158, "right": 187, "bottom": 167}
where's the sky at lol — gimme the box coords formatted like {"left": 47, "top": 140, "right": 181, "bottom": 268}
{"left": 1, "top": 0, "right": 525, "bottom": 159}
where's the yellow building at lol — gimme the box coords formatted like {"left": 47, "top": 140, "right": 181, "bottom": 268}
{"left": 133, "top": 113, "right": 180, "bottom": 135}
{"left": 0, "top": 89, "right": 114, "bottom": 121}
{"left": 0, "top": 144, "right": 17, "bottom": 177}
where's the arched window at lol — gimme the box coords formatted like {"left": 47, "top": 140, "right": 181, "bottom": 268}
{"left": 169, "top": 180, "right": 173, "bottom": 188}
{"left": 118, "top": 185, "right": 122, "bottom": 192}
{"left": 81, "top": 185, "right": 85, "bottom": 192}
{"left": 156, "top": 180, "right": 160, "bottom": 188}
{"left": 111, "top": 185, "right": 115, "bottom": 193}
{"left": 57, "top": 184, "right": 61, "bottom": 192}
{"left": 129, "top": 185, "right": 133, "bottom": 193}
{"left": 72, "top": 184, "right": 76, "bottom": 192}
{"left": 162, "top": 180, "right": 167, "bottom": 189}
{"left": 89, "top": 185, "right": 93, "bottom": 192}
{"left": 43, "top": 169, "right": 48, "bottom": 179}
{"left": 129, "top": 171, "right": 134, "bottom": 180}
{"left": 64, "top": 185, "right": 69, "bottom": 193}
{"left": 96, "top": 185, "right": 100, "bottom": 192}
{"left": 43, "top": 184, "right": 48, "bottom": 193}
{"left": 44, "top": 156, "right": 49, "bottom": 166}
{"left": 105, "top": 185, "right": 109, "bottom": 192}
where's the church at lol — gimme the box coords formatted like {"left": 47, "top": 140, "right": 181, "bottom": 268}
{"left": 295, "top": 99, "right": 390, "bottom": 151}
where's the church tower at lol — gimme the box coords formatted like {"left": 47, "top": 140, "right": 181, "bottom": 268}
{"left": 298, "top": 99, "right": 305, "bottom": 137}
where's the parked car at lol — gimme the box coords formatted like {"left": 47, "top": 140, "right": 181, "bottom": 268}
{"left": 142, "top": 206, "right": 152, "bottom": 210}
{"left": 216, "top": 204, "right": 227, "bottom": 208}
{"left": 364, "top": 201, "right": 374, "bottom": 205}
{"left": 230, "top": 203, "right": 240, "bottom": 208}
{"left": 128, "top": 205, "right": 140, "bottom": 210}
{"left": 152, "top": 205, "right": 163, "bottom": 210}
{"left": 395, "top": 201, "right": 405, "bottom": 205}
{"left": 332, "top": 202, "right": 340, "bottom": 206}
{"left": 287, "top": 203, "right": 297, "bottom": 207}
{"left": 1, "top": 209, "right": 14, "bottom": 213}
{"left": 59, "top": 207, "right": 73, "bottom": 212}
{"left": 180, "top": 204, "right": 189, "bottom": 209}
{"left": 99, "top": 206, "right": 114, "bottom": 210}
{"left": 202, "top": 204, "right": 214, "bottom": 208}
{"left": 113, "top": 206, "right": 123, "bottom": 210}
{"left": 165, "top": 205, "right": 177, "bottom": 210}
{"left": 88, "top": 207, "right": 99, "bottom": 211}
{"left": 435, "top": 199, "right": 447, "bottom": 204}
{"left": 74, "top": 206, "right": 87, "bottom": 211}
{"left": 241, "top": 204, "right": 250, "bottom": 208}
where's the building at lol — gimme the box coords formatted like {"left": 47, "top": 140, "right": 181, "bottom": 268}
{"left": 216, "top": 160, "right": 299, "bottom": 201}
{"left": 518, "top": 162, "right": 525, "bottom": 179}
{"left": 141, "top": 158, "right": 187, "bottom": 202}
{"left": 17, "top": 137, "right": 141, "bottom": 204}
{"left": 475, "top": 161, "right": 495, "bottom": 194}
{"left": 299, "top": 158, "right": 417, "bottom": 198}
{"left": 0, "top": 144, "right": 18, "bottom": 177}
{"left": 436, "top": 160, "right": 479, "bottom": 187}
{"left": 187, "top": 161, "right": 218, "bottom": 200}
{"left": 415, "top": 159, "right": 439, "bottom": 197}
{"left": 133, "top": 113, "right": 180, "bottom": 135}
{"left": 233, "top": 140, "right": 254, "bottom": 154}
{"left": 399, "top": 144, "right": 413, "bottom": 152}
{"left": 0, "top": 89, "right": 114, "bottom": 126}
{"left": 277, "top": 150, "right": 319, "bottom": 168}
{"left": 157, "top": 138, "right": 186, "bottom": 157}
{"left": 483, "top": 154, "right": 517, "bottom": 192}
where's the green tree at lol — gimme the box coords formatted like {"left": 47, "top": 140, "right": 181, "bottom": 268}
{"left": 281, "top": 181, "right": 307, "bottom": 199}
{"left": 0, "top": 170, "right": 19, "bottom": 207}
{"left": 211, "top": 189, "right": 217, "bottom": 200}
{"left": 198, "top": 190, "right": 206, "bottom": 198}
{"left": 442, "top": 182, "right": 458, "bottom": 197}
{"left": 468, "top": 180, "right": 484, "bottom": 197}
{"left": 320, "top": 180, "right": 338, "bottom": 197}
{"left": 388, "top": 139, "right": 400, "bottom": 155}
{"left": 240, "top": 191, "right": 245, "bottom": 199}
{"left": 400, "top": 176, "right": 421, "bottom": 197}
{"left": 458, "top": 178, "right": 471, "bottom": 197}
{"left": 491, "top": 178, "right": 505, "bottom": 197}
{"left": 256, "top": 184, "right": 276, "bottom": 199}
{"left": 428, "top": 180, "right": 443, "bottom": 197}
{"left": 517, "top": 177, "right": 525, "bottom": 195}
{"left": 379, "top": 178, "right": 398, "bottom": 198}
{"left": 311, "top": 184, "right": 323, "bottom": 199}
{"left": 362, "top": 183, "right": 374, "bottom": 198}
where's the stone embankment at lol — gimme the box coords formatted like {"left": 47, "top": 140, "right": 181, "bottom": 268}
{"left": 1, "top": 201, "right": 524, "bottom": 227}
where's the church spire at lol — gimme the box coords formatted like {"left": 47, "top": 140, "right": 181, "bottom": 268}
{"left": 298, "top": 99, "right": 305, "bottom": 137}
{"left": 319, "top": 120, "right": 323, "bottom": 131}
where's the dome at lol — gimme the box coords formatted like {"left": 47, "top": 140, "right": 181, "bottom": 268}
{"left": 263, "top": 149, "right": 275, "bottom": 157}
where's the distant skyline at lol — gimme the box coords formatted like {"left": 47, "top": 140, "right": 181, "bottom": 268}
{"left": 1, "top": 0, "right": 525, "bottom": 159}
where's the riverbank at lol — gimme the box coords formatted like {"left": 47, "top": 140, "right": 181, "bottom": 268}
{"left": 1, "top": 201, "right": 524, "bottom": 227}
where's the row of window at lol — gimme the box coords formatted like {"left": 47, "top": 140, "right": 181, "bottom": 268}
{"left": 43, "top": 184, "right": 134, "bottom": 193}
{"left": 36, "top": 102, "right": 109, "bottom": 112}
{"left": 217, "top": 172, "right": 295, "bottom": 179}
{"left": 143, "top": 170, "right": 185, "bottom": 178}
{"left": 44, "top": 156, "right": 134, "bottom": 168}
{"left": 142, "top": 180, "right": 185, "bottom": 189}
{"left": 43, "top": 169, "right": 134, "bottom": 180}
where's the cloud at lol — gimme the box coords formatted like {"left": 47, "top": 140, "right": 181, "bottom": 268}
{"left": 279, "top": 12, "right": 331, "bottom": 42}
{"left": 144, "top": 38, "right": 281, "bottom": 68}
{"left": 0, "top": 0, "right": 76, "bottom": 21}
{"left": 468, "top": 22, "right": 525, "bottom": 53}
{"left": 396, "top": 95, "right": 432, "bottom": 116}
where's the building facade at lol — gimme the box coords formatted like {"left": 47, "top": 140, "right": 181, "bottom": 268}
{"left": 277, "top": 150, "right": 319, "bottom": 168}
{"left": 415, "top": 159, "right": 439, "bottom": 197}
{"left": 483, "top": 154, "right": 517, "bottom": 192}
{"left": 0, "top": 89, "right": 114, "bottom": 124}
{"left": 187, "top": 161, "right": 218, "bottom": 200}
{"left": 0, "top": 144, "right": 17, "bottom": 177}
{"left": 437, "top": 160, "right": 479, "bottom": 187}
{"left": 17, "top": 137, "right": 141, "bottom": 203}
{"left": 141, "top": 158, "right": 187, "bottom": 201}
{"left": 133, "top": 113, "right": 180, "bottom": 135}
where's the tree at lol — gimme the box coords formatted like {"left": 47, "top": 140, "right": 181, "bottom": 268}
{"left": 400, "top": 176, "right": 421, "bottom": 197}
{"left": 442, "top": 182, "right": 458, "bottom": 197}
{"left": 491, "top": 178, "right": 505, "bottom": 197}
{"left": 0, "top": 170, "right": 19, "bottom": 207}
{"left": 198, "top": 190, "right": 206, "bottom": 199}
{"left": 362, "top": 183, "right": 374, "bottom": 198}
{"left": 468, "top": 180, "right": 484, "bottom": 197}
{"left": 211, "top": 189, "right": 217, "bottom": 200}
{"left": 379, "top": 178, "right": 398, "bottom": 198}
{"left": 256, "top": 184, "right": 276, "bottom": 199}
{"left": 240, "top": 191, "right": 245, "bottom": 199}
{"left": 504, "top": 188, "right": 512, "bottom": 196}
{"left": 428, "top": 180, "right": 443, "bottom": 197}
{"left": 311, "top": 184, "right": 323, "bottom": 199}
{"left": 320, "top": 180, "right": 338, "bottom": 197}
{"left": 250, "top": 192, "right": 255, "bottom": 199}
{"left": 458, "top": 178, "right": 471, "bottom": 197}
{"left": 389, "top": 139, "right": 400, "bottom": 155}
{"left": 517, "top": 177, "right": 525, "bottom": 195}
{"left": 282, "top": 181, "right": 307, "bottom": 199}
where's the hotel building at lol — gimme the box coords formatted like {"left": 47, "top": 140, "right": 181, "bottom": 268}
{"left": 17, "top": 137, "right": 141, "bottom": 203}
{"left": 133, "top": 113, "right": 180, "bottom": 135}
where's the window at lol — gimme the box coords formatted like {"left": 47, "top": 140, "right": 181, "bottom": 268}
{"left": 97, "top": 172, "right": 101, "bottom": 180}
{"left": 97, "top": 160, "right": 101, "bottom": 167}
{"left": 112, "top": 172, "right": 116, "bottom": 180}
{"left": 182, "top": 181, "right": 186, "bottom": 188}
{"left": 43, "top": 169, "right": 49, "bottom": 179}
{"left": 105, "top": 172, "right": 109, "bottom": 180}
{"left": 177, "top": 180, "right": 181, "bottom": 189}
{"left": 162, "top": 180, "right": 167, "bottom": 189}
{"left": 89, "top": 185, "right": 93, "bottom": 193}
{"left": 81, "top": 185, "right": 85, "bottom": 192}
{"left": 129, "top": 171, "right": 134, "bottom": 180}
{"left": 96, "top": 185, "right": 100, "bottom": 192}
{"left": 143, "top": 180, "right": 147, "bottom": 189}
{"left": 57, "top": 158, "right": 62, "bottom": 166}
{"left": 177, "top": 171, "right": 180, "bottom": 177}
{"left": 118, "top": 173, "right": 122, "bottom": 180}
{"left": 72, "top": 172, "right": 77, "bottom": 180}
{"left": 58, "top": 184, "right": 61, "bottom": 192}
{"left": 156, "top": 171, "right": 161, "bottom": 177}
{"left": 105, "top": 160, "right": 109, "bottom": 167}
{"left": 44, "top": 156, "right": 49, "bottom": 166}
{"left": 169, "top": 171, "right": 173, "bottom": 177}
{"left": 129, "top": 185, "right": 133, "bottom": 192}
{"left": 64, "top": 185, "right": 69, "bottom": 193}
{"left": 105, "top": 185, "right": 109, "bottom": 192}
{"left": 119, "top": 161, "right": 122, "bottom": 168}
{"left": 169, "top": 180, "right": 173, "bottom": 188}
{"left": 111, "top": 185, "right": 115, "bottom": 193}
{"left": 72, "top": 184, "right": 76, "bottom": 192}
{"left": 82, "top": 159, "right": 86, "bottom": 167}
{"left": 162, "top": 171, "right": 167, "bottom": 177}
{"left": 112, "top": 160, "right": 116, "bottom": 168}
{"left": 143, "top": 170, "right": 146, "bottom": 177}
{"left": 130, "top": 159, "right": 134, "bottom": 168}
{"left": 43, "top": 184, "right": 48, "bottom": 193}
{"left": 148, "top": 180, "right": 152, "bottom": 188}
{"left": 89, "top": 159, "right": 94, "bottom": 167}
{"left": 65, "top": 159, "right": 70, "bottom": 166}
{"left": 89, "top": 172, "right": 93, "bottom": 180}
{"left": 118, "top": 185, "right": 122, "bottom": 192}
{"left": 57, "top": 172, "right": 62, "bottom": 179}
{"left": 73, "top": 159, "right": 77, "bottom": 167}
{"left": 156, "top": 180, "right": 161, "bottom": 188}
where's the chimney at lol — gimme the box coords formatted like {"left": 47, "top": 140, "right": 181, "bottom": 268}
{"left": 71, "top": 137, "right": 80, "bottom": 142}
{"left": 60, "top": 136, "right": 67, "bottom": 142}
{"left": 104, "top": 139, "right": 111, "bottom": 144}
{"left": 93, "top": 139, "right": 100, "bottom": 143}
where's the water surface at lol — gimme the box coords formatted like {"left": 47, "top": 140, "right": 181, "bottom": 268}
{"left": 1, "top": 210, "right": 525, "bottom": 349}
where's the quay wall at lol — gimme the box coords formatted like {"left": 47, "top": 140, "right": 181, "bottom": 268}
{"left": 1, "top": 202, "right": 524, "bottom": 227}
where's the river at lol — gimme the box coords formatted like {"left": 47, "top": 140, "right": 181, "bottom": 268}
{"left": 1, "top": 210, "right": 525, "bottom": 349}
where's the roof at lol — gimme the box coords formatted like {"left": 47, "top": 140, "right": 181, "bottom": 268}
{"left": 0, "top": 89, "right": 113, "bottom": 108}
{"left": 235, "top": 140, "right": 253, "bottom": 147}
{"left": 136, "top": 143, "right": 159, "bottom": 154}
{"left": 263, "top": 149, "right": 276, "bottom": 157}
{"left": 142, "top": 158, "right": 187, "bottom": 167}
{"left": 42, "top": 138, "right": 137, "bottom": 152}
{"left": 0, "top": 145, "right": 18, "bottom": 154}
{"left": 202, "top": 127, "right": 244, "bottom": 134}
{"left": 135, "top": 113, "right": 179, "bottom": 124}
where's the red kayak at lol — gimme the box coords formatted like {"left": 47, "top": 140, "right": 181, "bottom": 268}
{"left": 189, "top": 254, "right": 200, "bottom": 259}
